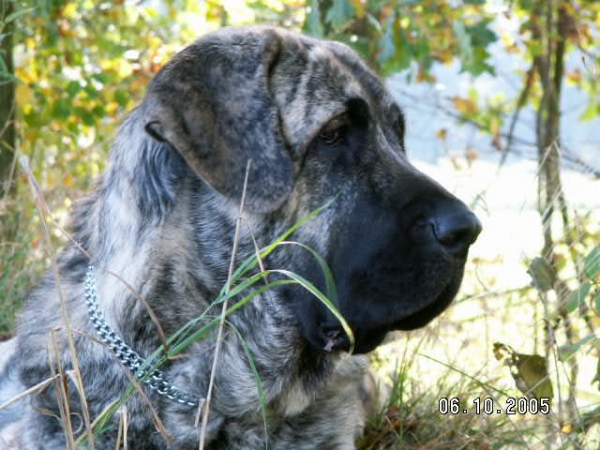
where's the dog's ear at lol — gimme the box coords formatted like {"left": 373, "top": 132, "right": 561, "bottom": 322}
{"left": 142, "top": 28, "right": 293, "bottom": 214}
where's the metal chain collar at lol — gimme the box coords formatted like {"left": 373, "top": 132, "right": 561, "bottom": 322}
{"left": 84, "top": 264, "right": 200, "bottom": 407}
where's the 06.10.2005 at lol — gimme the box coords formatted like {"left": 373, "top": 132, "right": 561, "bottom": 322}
{"left": 438, "top": 396, "right": 551, "bottom": 416}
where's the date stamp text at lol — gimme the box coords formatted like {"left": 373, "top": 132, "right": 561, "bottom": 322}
{"left": 438, "top": 397, "right": 551, "bottom": 416}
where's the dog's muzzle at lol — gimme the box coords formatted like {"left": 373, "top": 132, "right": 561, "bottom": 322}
{"left": 311, "top": 195, "right": 482, "bottom": 355}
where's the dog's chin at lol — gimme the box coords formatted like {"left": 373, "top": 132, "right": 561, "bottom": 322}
{"left": 310, "top": 279, "right": 462, "bottom": 355}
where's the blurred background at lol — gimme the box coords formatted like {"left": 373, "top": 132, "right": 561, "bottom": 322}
{"left": 0, "top": 1, "right": 599, "bottom": 448}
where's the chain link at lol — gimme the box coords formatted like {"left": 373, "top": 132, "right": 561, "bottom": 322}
{"left": 84, "top": 264, "right": 200, "bottom": 407}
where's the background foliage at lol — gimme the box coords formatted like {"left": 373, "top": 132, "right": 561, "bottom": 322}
{"left": 1, "top": 0, "right": 599, "bottom": 448}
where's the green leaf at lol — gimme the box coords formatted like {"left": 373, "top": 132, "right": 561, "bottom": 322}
{"left": 84, "top": 84, "right": 100, "bottom": 100}
{"left": 114, "top": 90, "right": 130, "bottom": 107}
{"left": 579, "top": 101, "right": 600, "bottom": 122}
{"left": 92, "top": 104, "right": 105, "bottom": 117}
{"left": 74, "top": 106, "right": 96, "bottom": 126}
{"left": 366, "top": 12, "right": 382, "bottom": 33}
{"left": 379, "top": 17, "right": 412, "bottom": 74}
{"left": 595, "top": 289, "right": 600, "bottom": 313}
{"left": 4, "top": 7, "right": 35, "bottom": 24}
{"left": 559, "top": 335, "right": 596, "bottom": 361}
{"left": 325, "top": 0, "right": 355, "bottom": 28}
{"left": 454, "top": 21, "right": 473, "bottom": 68}
{"left": 53, "top": 98, "right": 71, "bottom": 120}
{"left": 454, "top": 21, "right": 497, "bottom": 76}
{"left": 528, "top": 257, "right": 555, "bottom": 291}
{"left": 377, "top": 12, "right": 396, "bottom": 64}
{"left": 518, "top": 0, "right": 534, "bottom": 9}
{"left": 513, "top": 354, "right": 553, "bottom": 400}
{"left": 0, "top": 56, "right": 20, "bottom": 83}
{"left": 566, "top": 282, "right": 590, "bottom": 315}
{"left": 304, "top": 0, "right": 324, "bottom": 37}
{"left": 66, "top": 80, "right": 81, "bottom": 98}
{"left": 584, "top": 246, "right": 600, "bottom": 279}
{"left": 471, "top": 45, "right": 496, "bottom": 76}
{"left": 593, "top": 357, "right": 600, "bottom": 388}
{"left": 466, "top": 22, "right": 497, "bottom": 48}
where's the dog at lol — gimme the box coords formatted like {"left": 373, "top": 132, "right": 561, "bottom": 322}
{"left": 0, "top": 26, "right": 481, "bottom": 449}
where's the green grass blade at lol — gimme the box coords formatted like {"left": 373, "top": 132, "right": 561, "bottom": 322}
{"left": 268, "top": 269, "right": 354, "bottom": 354}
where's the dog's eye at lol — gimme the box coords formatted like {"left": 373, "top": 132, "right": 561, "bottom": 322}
{"left": 318, "top": 117, "right": 348, "bottom": 147}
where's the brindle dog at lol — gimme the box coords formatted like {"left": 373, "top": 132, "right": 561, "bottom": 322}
{"left": 0, "top": 26, "right": 481, "bottom": 449}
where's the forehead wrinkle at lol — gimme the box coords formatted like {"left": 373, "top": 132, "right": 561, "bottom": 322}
{"left": 276, "top": 45, "right": 367, "bottom": 154}
{"left": 314, "top": 46, "right": 366, "bottom": 100}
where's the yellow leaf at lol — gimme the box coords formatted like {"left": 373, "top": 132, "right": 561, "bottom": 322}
{"left": 417, "top": 67, "right": 435, "bottom": 83}
{"left": 490, "top": 117, "right": 501, "bottom": 136}
{"left": 63, "top": 173, "right": 74, "bottom": 188}
{"left": 567, "top": 69, "right": 582, "bottom": 84}
{"left": 561, "top": 423, "right": 573, "bottom": 434}
{"left": 16, "top": 84, "right": 33, "bottom": 105}
{"left": 106, "top": 102, "right": 120, "bottom": 115}
{"left": 452, "top": 96, "right": 478, "bottom": 116}
{"left": 493, "top": 342, "right": 513, "bottom": 361}
{"left": 63, "top": 3, "right": 79, "bottom": 19}
{"left": 436, "top": 128, "right": 448, "bottom": 140}
{"left": 465, "top": 148, "right": 479, "bottom": 163}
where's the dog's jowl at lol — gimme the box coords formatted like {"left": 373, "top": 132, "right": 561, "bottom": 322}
{"left": 0, "top": 26, "right": 481, "bottom": 449}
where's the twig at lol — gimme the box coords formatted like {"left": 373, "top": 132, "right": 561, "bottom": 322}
{"left": 115, "top": 405, "right": 128, "bottom": 450}
{"left": 197, "top": 160, "right": 253, "bottom": 448}
{"left": 0, "top": 374, "right": 60, "bottom": 411}
{"left": 498, "top": 63, "right": 535, "bottom": 171}
{"left": 19, "top": 156, "right": 95, "bottom": 449}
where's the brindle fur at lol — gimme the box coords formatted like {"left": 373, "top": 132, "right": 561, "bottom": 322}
{"left": 0, "top": 26, "right": 480, "bottom": 449}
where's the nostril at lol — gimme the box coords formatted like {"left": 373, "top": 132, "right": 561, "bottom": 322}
{"left": 433, "top": 211, "right": 482, "bottom": 254}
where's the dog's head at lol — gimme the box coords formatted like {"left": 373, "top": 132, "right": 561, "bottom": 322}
{"left": 141, "top": 26, "right": 481, "bottom": 354}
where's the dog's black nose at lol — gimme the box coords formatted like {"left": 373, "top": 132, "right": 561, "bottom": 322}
{"left": 409, "top": 201, "right": 481, "bottom": 257}
{"left": 431, "top": 207, "right": 482, "bottom": 256}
